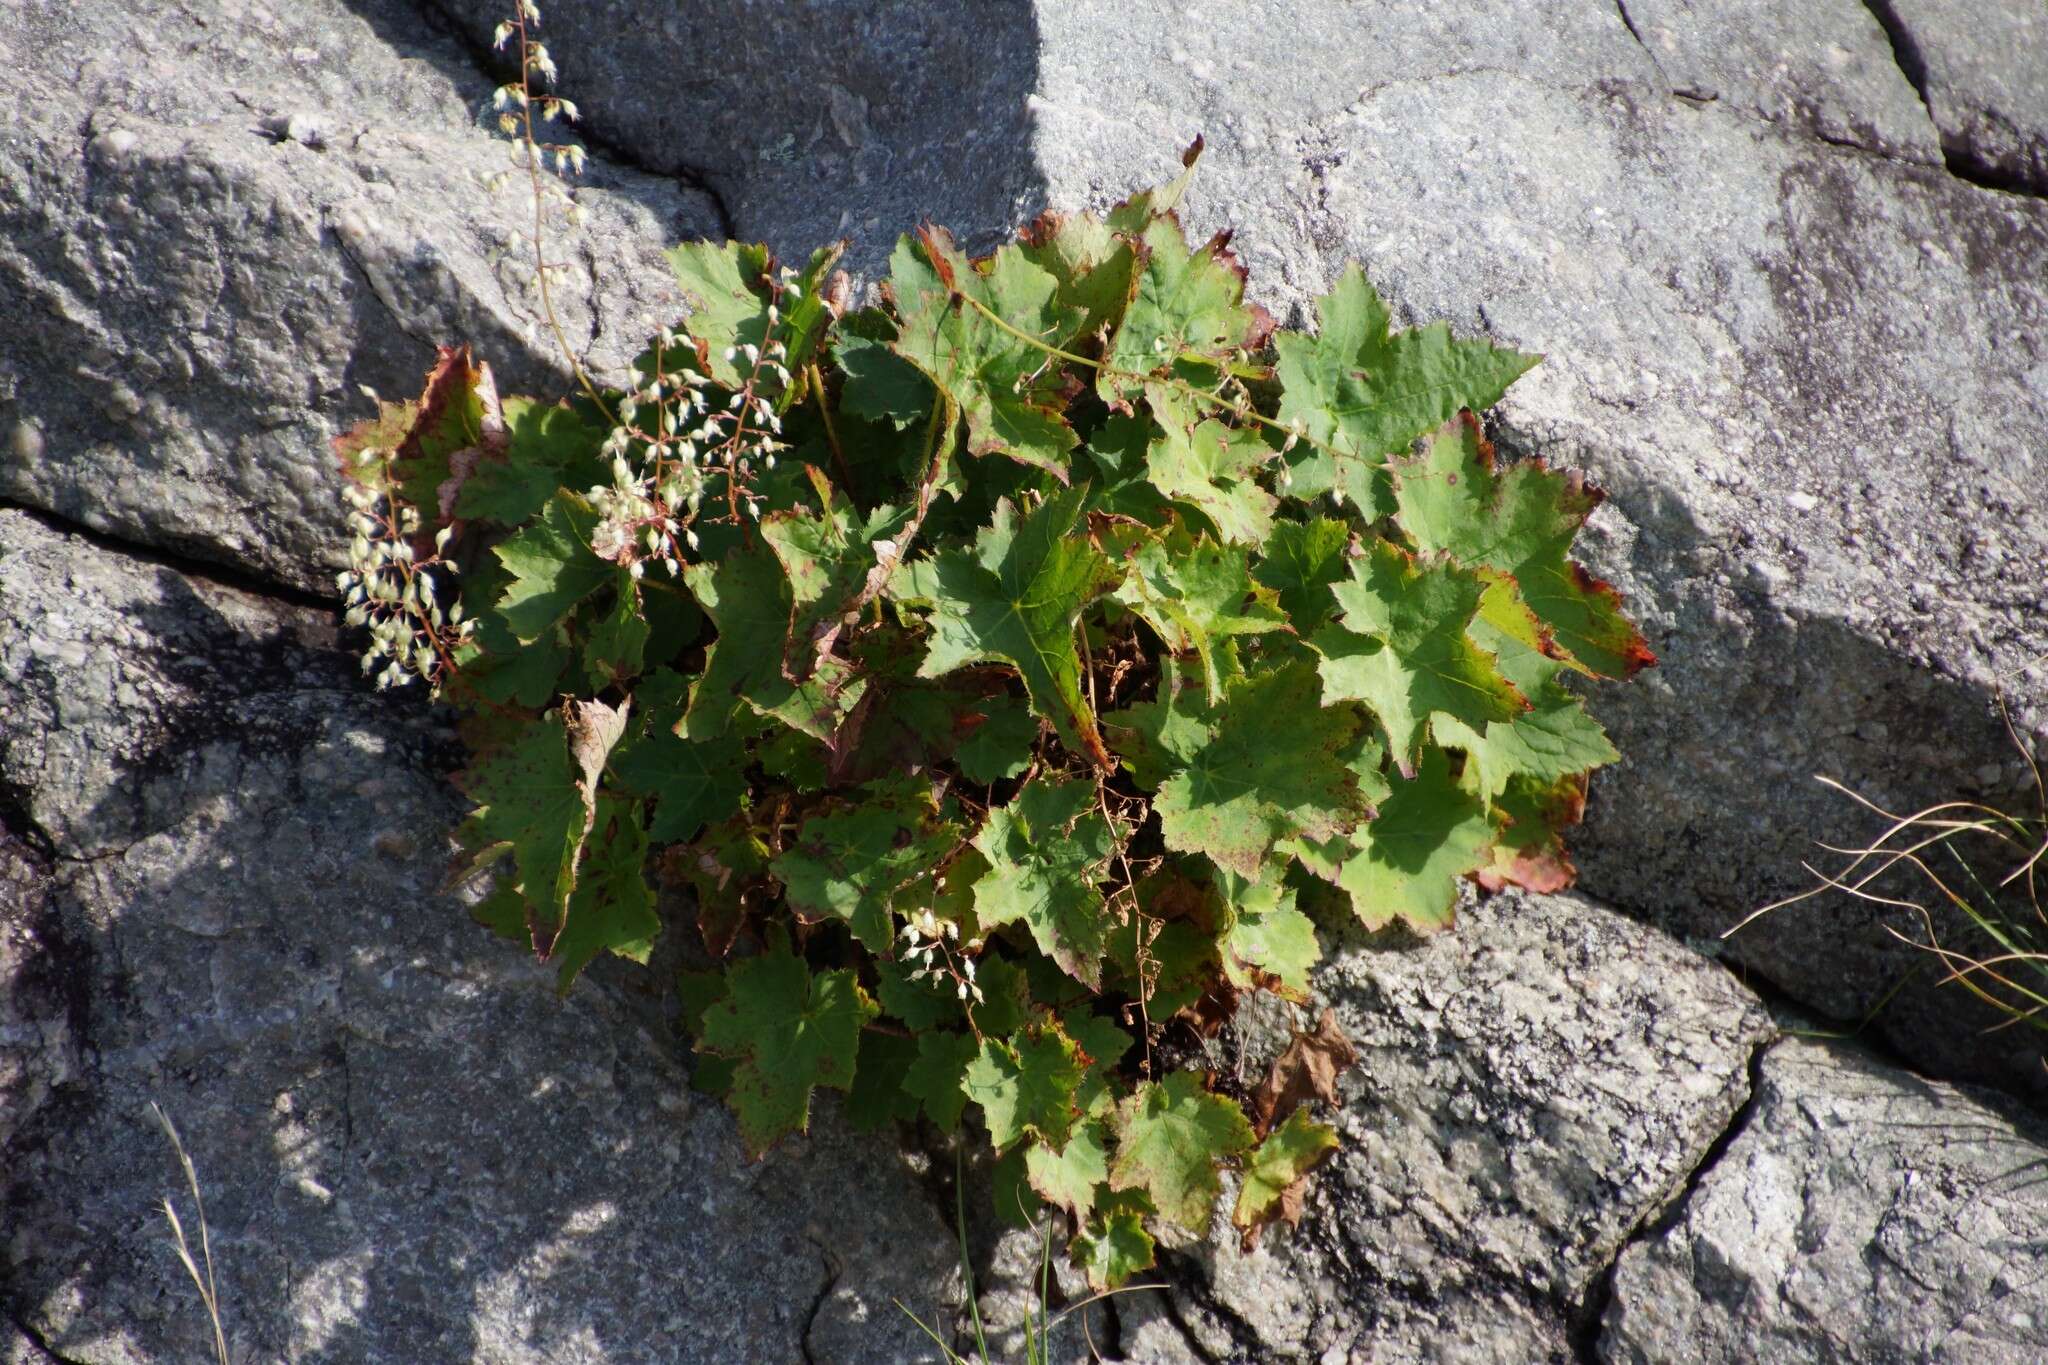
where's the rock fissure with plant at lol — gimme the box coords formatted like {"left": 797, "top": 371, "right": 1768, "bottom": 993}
{"left": 333, "top": 131, "right": 1651, "bottom": 1282}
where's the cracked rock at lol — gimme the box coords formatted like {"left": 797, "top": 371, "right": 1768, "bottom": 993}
{"left": 1151, "top": 889, "right": 1774, "bottom": 1362}
{"left": 1601, "top": 1035, "right": 2048, "bottom": 1363}
{"left": 0, "top": 510, "right": 955, "bottom": 1363}
{"left": 0, "top": 0, "right": 718, "bottom": 594}
{"left": 1867, "top": 0, "right": 2048, "bottom": 195}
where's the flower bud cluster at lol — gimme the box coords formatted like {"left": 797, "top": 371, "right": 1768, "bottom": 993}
{"left": 595, "top": 269, "right": 807, "bottom": 554}
{"left": 900, "top": 907, "right": 984, "bottom": 1004}
{"left": 336, "top": 451, "right": 474, "bottom": 691}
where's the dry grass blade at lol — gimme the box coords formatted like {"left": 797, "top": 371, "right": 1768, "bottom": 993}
{"left": 150, "top": 1102, "right": 231, "bottom": 1365}
{"left": 1737, "top": 710, "right": 2048, "bottom": 1050}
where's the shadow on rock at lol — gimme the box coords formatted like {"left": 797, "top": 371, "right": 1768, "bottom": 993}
{"left": 0, "top": 516, "right": 954, "bottom": 1364}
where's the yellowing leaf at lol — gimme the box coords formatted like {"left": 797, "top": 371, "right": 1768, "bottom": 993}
{"left": 1233, "top": 1108, "right": 1340, "bottom": 1248}
{"left": 1109, "top": 1072, "right": 1253, "bottom": 1230}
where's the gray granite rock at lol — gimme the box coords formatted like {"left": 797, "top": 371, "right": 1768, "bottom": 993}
{"left": 469, "top": 0, "right": 2048, "bottom": 1093}
{"left": 425, "top": 0, "right": 1045, "bottom": 272}
{"left": 0, "top": 0, "right": 718, "bottom": 594}
{"left": 0, "top": 509, "right": 956, "bottom": 1364}
{"left": 0, "top": 828, "right": 74, "bottom": 1164}
{"left": 1154, "top": 889, "right": 1776, "bottom": 1363}
{"left": 1870, "top": 0, "right": 2048, "bottom": 193}
{"left": 1023, "top": 1, "right": 2048, "bottom": 1098}
{"left": 1601, "top": 1035, "right": 2048, "bottom": 1363}
{"left": 1621, "top": 0, "right": 1943, "bottom": 160}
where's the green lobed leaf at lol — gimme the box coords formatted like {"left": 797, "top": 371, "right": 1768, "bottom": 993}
{"left": 963, "top": 1024, "right": 1085, "bottom": 1151}
{"left": 845, "top": 1030, "right": 922, "bottom": 1133}
{"left": 606, "top": 669, "right": 747, "bottom": 845}
{"left": 1332, "top": 746, "right": 1493, "bottom": 931}
{"left": 952, "top": 695, "right": 1040, "bottom": 784}
{"left": 770, "top": 779, "right": 960, "bottom": 952}
{"left": 1431, "top": 580, "right": 1618, "bottom": 800}
{"left": 582, "top": 570, "right": 651, "bottom": 690}
{"left": 1073, "top": 1200, "right": 1157, "bottom": 1291}
{"left": 1392, "top": 413, "right": 1655, "bottom": 679}
{"left": 699, "top": 929, "right": 880, "bottom": 1156}
{"left": 887, "top": 226, "right": 1083, "bottom": 476}
{"left": 666, "top": 239, "right": 776, "bottom": 388}
{"left": 1112, "top": 527, "right": 1289, "bottom": 703}
{"left": 456, "top": 395, "right": 607, "bottom": 525}
{"left": 1215, "top": 870, "right": 1320, "bottom": 1001}
{"left": 1275, "top": 264, "right": 1537, "bottom": 515}
{"left": 759, "top": 475, "right": 911, "bottom": 681}
{"left": 547, "top": 796, "right": 659, "bottom": 994}
{"left": 1313, "top": 538, "right": 1526, "bottom": 771}
{"left": 971, "top": 777, "right": 1120, "bottom": 989}
{"left": 1024, "top": 1118, "right": 1111, "bottom": 1218}
{"left": 493, "top": 491, "right": 612, "bottom": 644}
{"left": 1153, "top": 660, "right": 1372, "bottom": 878}
{"left": 1110, "top": 1072, "right": 1254, "bottom": 1229}
{"left": 1101, "top": 217, "right": 1265, "bottom": 402}
{"left": 1233, "top": 1107, "right": 1340, "bottom": 1244}
{"left": 1253, "top": 516, "right": 1353, "bottom": 635}
{"left": 456, "top": 709, "right": 596, "bottom": 936}
{"left": 1140, "top": 384, "right": 1279, "bottom": 546}
{"left": 903, "top": 1030, "right": 980, "bottom": 1132}
{"left": 683, "top": 546, "right": 865, "bottom": 742}
{"left": 896, "top": 486, "right": 1121, "bottom": 769}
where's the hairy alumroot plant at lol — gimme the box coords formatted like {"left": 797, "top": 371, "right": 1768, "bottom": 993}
{"left": 335, "top": 118, "right": 1651, "bottom": 1281}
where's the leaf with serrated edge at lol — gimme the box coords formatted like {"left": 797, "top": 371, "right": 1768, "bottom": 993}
{"left": 1140, "top": 384, "right": 1278, "bottom": 546}
{"left": 699, "top": 930, "right": 878, "bottom": 1156}
{"left": 1025, "top": 1118, "right": 1111, "bottom": 1218}
{"left": 1074, "top": 1198, "right": 1157, "bottom": 1291}
{"left": 760, "top": 476, "right": 911, "bottom": 681}
{"left": 456, "top": 711, "right": 595, "bottom": 940}
{"left": 546, "top": 795, "right": 657, "bottom": 994}
{"left": 1233, "top": 1108, "right": 1340, "bottom": 1248}
{"left": 1393, "top": 412, "right": 1655, "bottom": 679}
{"left": 1113, "top": 528, "right": 1288, "bottom": 703}
{"left": 971, "top": 778, "right": 1119, "bottom": 988}
{"left": 493, "top": 491, "right": 611, "bottom": 643}
{"left": 1153, "top": 661, "right": 1370, "bottom": 878}
{"left": 1253, "top": 517, "right": 1352, "bottom": 636}
{"left": 683, "top": 547, "right": 864, "bottom": 742}
{"left": 1275, "top": 264, "right": 1537, "bottom": 515}
{"left": 1110, "top": 1072, "right": 1254, "bottom": 1230}
{"left": 963, "top": 1024, "right": 1084, "bottom": 1150}
{"left": 770, "top": 780, "right": 959, "bottom": 952}
{"left": 1215, "top": 871, "right": 1319, "bottom": 1000}
{"left": 887, "top": 226, "right": 1082, "bottom": 475}
{"left": 1313, "top": 539, "right": 1526, "bottom": 771}
{"left": 1334, "top": 747, "right": 1492, "bottom": 931}
{"left": 1102, "top": 218, "right": 1262, "bottom": 402}
{"left": 665, "top": 239, "right": 774, "bottom": 388}
{"left": 606, "top": 670, "right": 746, "bottom": 844}
{"left": 896, "top": 486, "right": 1121, "bottom": 769}
{"left": 953, "top": 696, "right": 1039, "bottom": 784}
{"left": 903, "top": 1031, "right": 979, "bottom": 1132}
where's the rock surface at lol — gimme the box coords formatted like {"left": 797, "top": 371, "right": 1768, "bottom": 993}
{"left": 0, "top": 509, "right": 956, "bottom": 1364}
{"left": 1603, "top": 1035, "right": 2048, "bottom": 1363}
{"left": 411, "top": 0, "right": 2048, "bottom": 1093}
{"left": 6, "top": 0, "right": 2048, "bottom": 1361}
{"left": 1158, "top": 889, "right": 1776, "bottom": 1363}
{"left": 0, "top": 0, "right": 718, "bottom": 593}
{"left": 427, "top": 0, "right": 1046, "bottom": 270}
{"left": 1870, "top": 0, "right": 2048, "bottom": 193}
